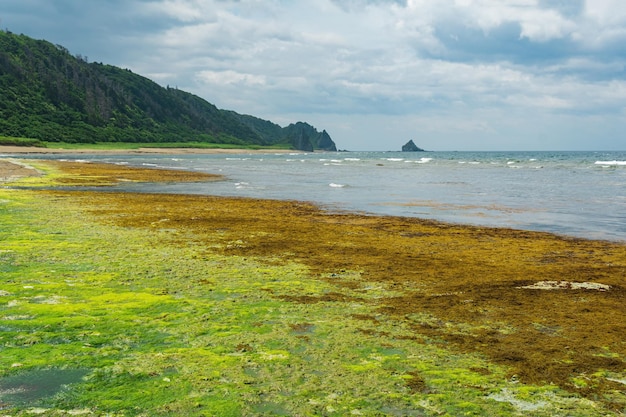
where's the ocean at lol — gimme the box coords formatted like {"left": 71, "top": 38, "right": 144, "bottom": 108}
{"left": 11, "top": 150, "right": 626, "bottom": 242}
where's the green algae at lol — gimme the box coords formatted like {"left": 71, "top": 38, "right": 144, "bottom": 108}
{"left": 0, "top": 174, "right": 624, "bottom": 415}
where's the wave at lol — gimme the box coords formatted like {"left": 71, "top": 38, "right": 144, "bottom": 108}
{"left": 595, "top": 160, "right": 626, "bottom": 166}
{"left": 329, "top": 183, "right": 346, "bottom": 188}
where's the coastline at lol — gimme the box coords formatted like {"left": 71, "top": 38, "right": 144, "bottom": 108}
{"left": 1, "top": 159, "right": 625, "bottom": 415}
{"left": 0, "top": 145, "right": 299, "bottom": 155}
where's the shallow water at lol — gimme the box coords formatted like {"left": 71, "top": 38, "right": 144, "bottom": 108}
{"left": 8, "top": 150, "right": 626, "bottom": 241}
{"left": 0, "top": 368, "right": 88, "bottom": 407}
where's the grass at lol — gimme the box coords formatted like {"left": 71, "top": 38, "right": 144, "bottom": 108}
{"left": 0, "top": 135, "right": 292, "bottom": 151}
{"left": 0, "top": 160, "right": 624, "bottom": 416}
{"left": 0, "top": 136, "right": 46, "bottom": 147}
{"left": 40, "top": 141, "right": 291, "bottom": 151}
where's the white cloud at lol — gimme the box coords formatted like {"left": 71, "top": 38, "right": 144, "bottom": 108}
{"left": 196, "top": 70, "right": 266, "bottom": 86}
{"left": 518, "top": 9, "right": 576, "bottom": 41}
{"left": 144, "top": 0, "right": 217, "bottom": 22}
{"left": 401, "top": 0, "right": 577, "bottom": 42}
{"left": 570, "top": 0, "right": 626, "bottom": 48}
{"left": 583, "top": 0, "right": 626, "bottom": 26}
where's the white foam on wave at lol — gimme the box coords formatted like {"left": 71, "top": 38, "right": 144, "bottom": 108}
{"left": 344, "top": 158, "right": 361, "bottom": 161}
{"left": 386, "top": 158, "right": 404, "bottom": 162}
{"left": 595, "top": 160, "right": 626, "bottom": 166}
{"left": 329, "top": 183, "right": 346, "bottom": 188}
{"left": 406, "top": 157, "right": 433, "bottom": 164}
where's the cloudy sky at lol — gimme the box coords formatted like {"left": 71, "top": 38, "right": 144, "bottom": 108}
{"left": 3, "top": 0, "right": 626, "bottom": 151}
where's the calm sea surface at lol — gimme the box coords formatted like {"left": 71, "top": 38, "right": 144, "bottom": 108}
{"left": 9, "top": 150, "right": 626, "bottom": 242}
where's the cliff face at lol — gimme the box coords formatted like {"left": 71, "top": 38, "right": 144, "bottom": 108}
{"left": 227, "top": 114, "right": 337, "bottom": 152}
{"left": 0, "top": 31, "right": 337, "bottom": 151}
{"left": 316, "top": 130, "right": 337, "bottom": 151}
{"left": 283, "top": 123, "right": 337, "bottom": 152}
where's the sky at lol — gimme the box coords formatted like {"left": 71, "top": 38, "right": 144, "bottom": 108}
{"left": 2, "top": 0, "right": 626, "bottom": 151}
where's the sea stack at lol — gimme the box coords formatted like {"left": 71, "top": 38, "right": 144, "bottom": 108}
{"left": 402, "top": 140, "right": 424, "bottom": 152}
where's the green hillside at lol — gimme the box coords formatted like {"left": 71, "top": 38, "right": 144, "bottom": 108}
{"left": 0, "top": 31, "right": 336, "bottom": 151}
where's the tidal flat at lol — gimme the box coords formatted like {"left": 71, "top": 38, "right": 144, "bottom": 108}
{"left": 0, "top": 159, "right": 625, "bottom": 416}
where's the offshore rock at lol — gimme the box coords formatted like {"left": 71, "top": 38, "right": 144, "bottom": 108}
{"left": 402, "top": 140, "right": 425, "bottom": 152}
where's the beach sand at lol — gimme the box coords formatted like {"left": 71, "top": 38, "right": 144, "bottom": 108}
{"left": 0, "top": 159, "right": 43, "bottom": 181}
{"left": 3, "top": 158, "right": 626, "bottom": 412}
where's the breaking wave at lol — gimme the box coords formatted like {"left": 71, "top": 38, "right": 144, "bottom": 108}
{"left": 595, "top": 160, "right": 626, "bottom": 166}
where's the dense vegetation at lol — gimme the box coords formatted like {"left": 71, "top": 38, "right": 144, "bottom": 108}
{"left": 0, "top": 31, "right": 336, "bottom": 151}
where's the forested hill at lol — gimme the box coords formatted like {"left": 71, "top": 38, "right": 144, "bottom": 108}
{"left": 0, "top": 31, "right": 337, "bottom": 151}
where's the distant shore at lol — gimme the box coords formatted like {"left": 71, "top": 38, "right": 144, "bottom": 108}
{"left": 0, "top": 145, "right": 299, "bottom": 155}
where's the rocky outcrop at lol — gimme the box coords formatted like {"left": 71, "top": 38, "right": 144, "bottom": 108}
{"left": 284, "top": 122, "right": 337, "bottom": 152}
{"left": 316, "top": 130, "right": 337, "bottom": 152}
{"left": 402, "top": 140, "right": 424, "bottom": 152}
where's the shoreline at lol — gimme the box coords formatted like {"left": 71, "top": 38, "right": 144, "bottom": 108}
{"left": 2, "top": 157, "right": 624, "bottom": 243}
{"left": 1, "top": 159, "right": 625, "bottom": 414}
{"left": 0, "top": 145, "right": 300, "bottom": 155}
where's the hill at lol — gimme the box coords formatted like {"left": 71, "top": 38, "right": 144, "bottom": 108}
{"left": 0, "top": 31, "right": 336, "bottom": 151}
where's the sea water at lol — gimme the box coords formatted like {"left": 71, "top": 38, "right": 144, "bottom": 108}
{"left": 9, "top": 150, "right": 626, "bottom": 242}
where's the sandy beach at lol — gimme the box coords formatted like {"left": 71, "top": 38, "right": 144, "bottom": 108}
{"left": 2, "top": 158, "right": 625, "bottom": 415}
{"left": 0, "top": 159, "right": 42, "bottom": 181}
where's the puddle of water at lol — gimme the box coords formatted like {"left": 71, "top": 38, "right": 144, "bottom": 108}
{"left": 0, "top": 368, "right": 89, "bottom": 407}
